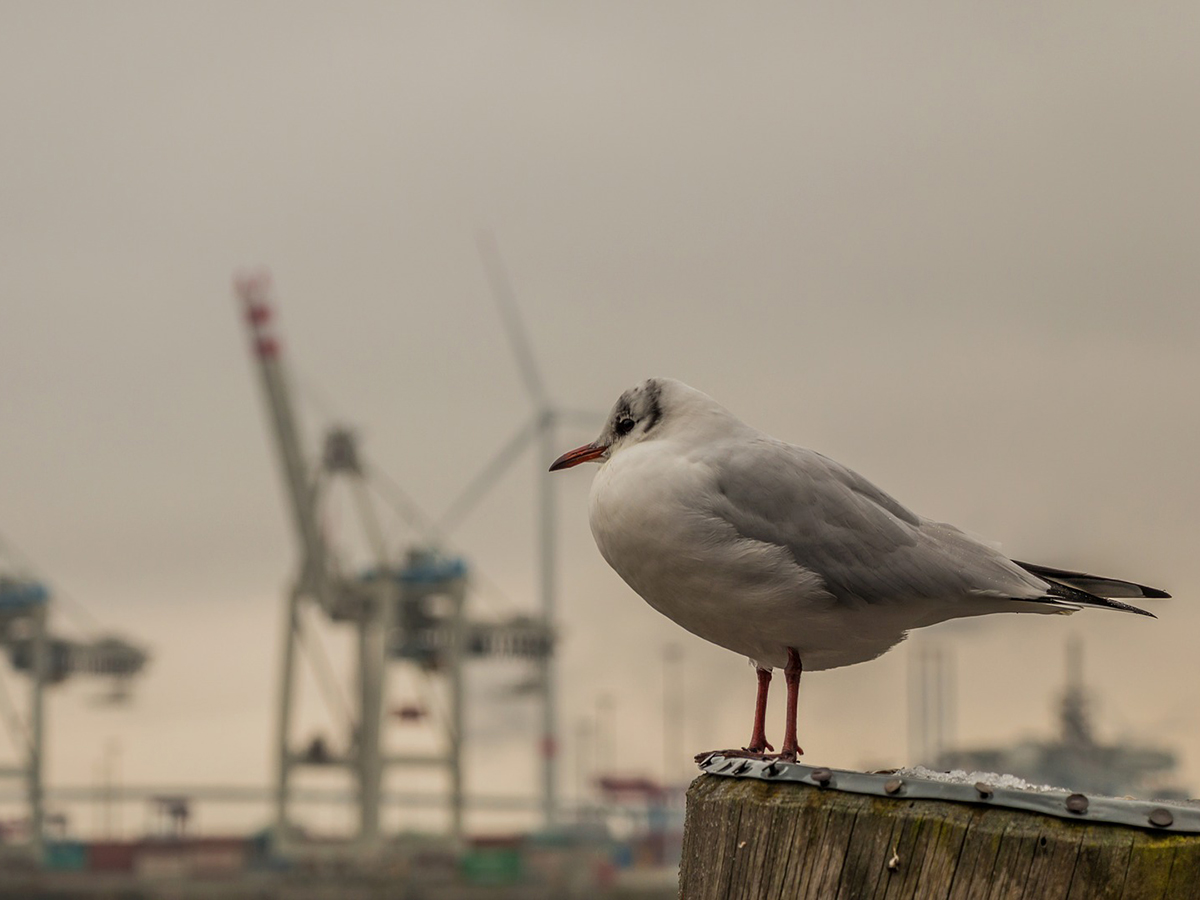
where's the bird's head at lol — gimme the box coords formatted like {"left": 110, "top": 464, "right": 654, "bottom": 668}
{"left": 549, "top": 378, "right": 720, "bottom": 471}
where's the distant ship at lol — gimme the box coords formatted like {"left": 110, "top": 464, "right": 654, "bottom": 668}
{"left": 936, "top": 638, "right": 1189, "bottom": 801}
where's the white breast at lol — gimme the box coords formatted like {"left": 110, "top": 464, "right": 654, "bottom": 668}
{"left": 587, "top": 440, "right": 832, "bottom": 667}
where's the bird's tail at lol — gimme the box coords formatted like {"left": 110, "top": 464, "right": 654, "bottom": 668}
{"left": 1012, "top": 560, "right": 1168, "bottom": 618}
{"left": 1013, "top": 561, "right": 1170, "bottom": 599}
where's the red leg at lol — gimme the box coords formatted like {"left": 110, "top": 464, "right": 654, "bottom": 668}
{"left": 745, "top": 667, "right": 774, "bottom": 753}
{"left": 779, "top": 648, "right": 804, "bottom": 762}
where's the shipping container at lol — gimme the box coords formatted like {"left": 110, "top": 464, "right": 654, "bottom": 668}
{"left": 87, "top": 840, "right": 137, "bottom": 872}
{"left": 43, "top": 840, "right": 86, "bottom": 872}
{"left": 461, "top": 847, "right": 523, "bottom": 886}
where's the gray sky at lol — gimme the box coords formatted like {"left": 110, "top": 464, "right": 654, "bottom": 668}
{"left": 1, "top": 3, "right": 1197, "bottom": 835}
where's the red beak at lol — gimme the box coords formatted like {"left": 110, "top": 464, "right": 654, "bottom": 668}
{"left": 549, "top": 442, "right": 606, "bottom": 472}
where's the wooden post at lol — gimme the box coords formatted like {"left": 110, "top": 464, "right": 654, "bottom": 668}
{"left": 681, "top": 774, "right": 1200, "bottom": 899}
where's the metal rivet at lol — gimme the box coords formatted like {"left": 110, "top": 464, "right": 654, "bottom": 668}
{"left": 1149, "top": 808, "right": 1174, "bottom": 828}
{"left": 811, "top": 767, "right": 833, "bottom": 786}
{"left": 884, "top": 778, "right": 904, "bottom": 795}
{"left": 974, "top": 782, "right": 993, "bottom": 799}
{"left": 732, "top": 761, "right": 751, "bottom": 775}
{"left": 1065, "top": 793, "right": 1089, "bottom": 814}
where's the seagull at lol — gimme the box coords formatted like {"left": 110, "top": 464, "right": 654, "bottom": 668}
{"left": 549, "top": 378, "right": 1169, "bottom": 762}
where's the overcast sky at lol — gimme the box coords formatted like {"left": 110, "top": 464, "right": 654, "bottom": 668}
{"left": 1, "top": 2, "right": 1197, "bottom": 837}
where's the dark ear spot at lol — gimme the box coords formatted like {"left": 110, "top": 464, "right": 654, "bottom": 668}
{"left": 643, "top": 381, "right": 663, "bottom": 432}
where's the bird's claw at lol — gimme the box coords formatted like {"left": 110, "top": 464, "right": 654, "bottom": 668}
{"left": 695, "top": 748, "right": 772, "bottom": 764}
{"left": 763, "top": 746, "right": 803, "bottom": 763}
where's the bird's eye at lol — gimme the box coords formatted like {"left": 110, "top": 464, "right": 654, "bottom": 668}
{"left": 615, "top": 417, "right": 635, "bottom": 436}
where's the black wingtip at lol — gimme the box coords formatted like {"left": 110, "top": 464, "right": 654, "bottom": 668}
{"left": 1012, "top": 560, "right": 1172, "bottom": 601}
{"left": 1088, "top": 593, "right": 1157, "bottom": 618}
{"left": 1045, "top": 582, "right": 1157, "bottom": 618}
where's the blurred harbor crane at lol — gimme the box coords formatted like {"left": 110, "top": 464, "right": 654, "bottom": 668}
{"left": 234, "top": 271, "right": 553, "bottom": 849}
{"left": 0, "top": 552, "right": 148, "bottom": 862}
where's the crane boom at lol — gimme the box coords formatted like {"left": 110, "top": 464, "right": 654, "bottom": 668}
{"left": 234, "top": 272, "right": 331, "bottom": 605}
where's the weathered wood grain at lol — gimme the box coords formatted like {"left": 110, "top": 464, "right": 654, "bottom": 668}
{"left": 680, "top": 775, "right": 1200, "bottom": 900}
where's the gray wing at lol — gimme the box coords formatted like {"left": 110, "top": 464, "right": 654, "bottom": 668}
{"left": 705, "top": 438, "right": 1047, "bottom": 606}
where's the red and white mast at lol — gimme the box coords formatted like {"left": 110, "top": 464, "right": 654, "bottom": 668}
{"left": 234, "top": 271, "right": 332, "bottom": 605}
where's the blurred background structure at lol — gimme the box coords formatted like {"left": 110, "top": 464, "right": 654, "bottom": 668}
{"left": 928, "top": 637, "right": 1190, "bottom": 801}
{"left": 0, "top": 2, "right": 1197, "bottom": 896}
{"left": 234, "top": 269, "right": 554, "bottom": 848}
{"left": 0, "top": 539, "right": 148, "bottom": 861}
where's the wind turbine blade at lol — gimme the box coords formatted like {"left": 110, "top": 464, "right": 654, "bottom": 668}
{"left": 438, "top": 413, "right": 542, "bottom": 533}
{"left": 476, "top": 230, "right": 548, "bottom": 408}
